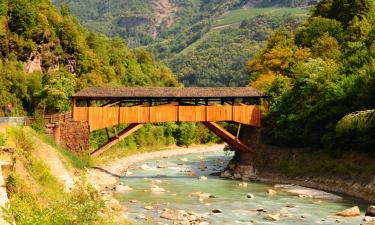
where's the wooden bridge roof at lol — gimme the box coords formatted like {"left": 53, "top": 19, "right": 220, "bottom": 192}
{"left": 73, "top": 87, "right": 267, "bottom": 100}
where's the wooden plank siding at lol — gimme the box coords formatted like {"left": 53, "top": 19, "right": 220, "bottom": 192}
{"left": 73, "top": 105, "right": 261, "bottom": 131}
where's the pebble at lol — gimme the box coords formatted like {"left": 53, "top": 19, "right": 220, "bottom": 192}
{"left": 199, "top": 176, "right": 208, "bottom": 180}
{"left": 265, "top": 213, "right": 280, "bottom": 221}
{"left": 136, "top": 215, "right": 146, "bottom": 219}
{"left": 140, "top": 164, "right": 151, "bottom": 170}
{"left": 115, "top": 184, "right": 133, "bottom": 192}
{"left": 336, "top": 206, "right": 361, "bottom": 217}
{"left": 157, "top": 164, "right": 167, "bottom": 168}
{"left": 130, "top": 199, "right": 138, "bottom": 203}
{"left": 366, "top": 206, "right": 375, "bottom": 217}
{"left": 299, "top": 194, "right": 312, "bottom": 198}
{"left": 212, "top": 209, "right": 222, "bottom": 213}
{"left": 150, "top": 185, "right": 166, "bottom": 193}
{"left": 267, "top": 189, "right": 277, "bottom": 195}
{"left": 250, "top": 208, "right": 267, "bottom": 213}
{"left": 239, "top": 182, "right": 248, "bottom": 187}
{"left": 364, "top": 216, "right": 375, "bottom": 222}
{"left": 144, "top": 205, "right": 154, "bottom": 210}
{"left": 247, "top": 193, "right": 255, "bottom": 199}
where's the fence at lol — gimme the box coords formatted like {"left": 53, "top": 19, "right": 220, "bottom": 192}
{"left": 25, "top": 112, "right": 72, "bottom": 126}
{"left": 0, "top": 117, "right": 26, "bottom": 126}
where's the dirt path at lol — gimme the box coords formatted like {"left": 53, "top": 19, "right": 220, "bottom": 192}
{"left": 30, "top": 132, "right": 75, "bottom": 192}
{"left": 87, "top": 144, "right": 225, "bottom": 191}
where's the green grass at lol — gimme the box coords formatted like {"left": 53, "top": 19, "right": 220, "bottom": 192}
{"left": 213, "top": 7, "right": 309, "bottom": 27}
{"left": 36, "top": 132, "right": 92, "bottom": 169}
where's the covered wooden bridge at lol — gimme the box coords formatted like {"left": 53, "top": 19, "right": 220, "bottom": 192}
{"left": 72, "top": 87, "right": 267, "bottom": 156}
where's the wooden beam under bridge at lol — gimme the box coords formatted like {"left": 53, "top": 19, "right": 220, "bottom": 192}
{"left": 201, "top": 122, "right": 253, "bottom": 153}
{"left": 91, "top": 123, "right": 144, "bottom": 157}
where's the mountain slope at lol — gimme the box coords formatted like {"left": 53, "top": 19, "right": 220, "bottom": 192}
{"left": 56, "top": 0, "right": 308, "bottom": 87}
{"left": 0, "top": 0, "right": 177, "bottom": 115}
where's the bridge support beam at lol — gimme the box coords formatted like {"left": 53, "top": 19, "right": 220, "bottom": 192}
{"left": 91, "top": 123, "right": 144, "bottom": 157}
{"left": 201, "top": 122, "right": 253, "bottom": 153}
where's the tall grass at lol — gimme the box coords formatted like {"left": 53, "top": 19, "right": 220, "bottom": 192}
{"left": 4, "top": 127, "right": 130, "bottom": 225}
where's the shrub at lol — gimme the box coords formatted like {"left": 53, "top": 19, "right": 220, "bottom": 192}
{"left": 0, "top": 133, "right": 6, "bottom": 146}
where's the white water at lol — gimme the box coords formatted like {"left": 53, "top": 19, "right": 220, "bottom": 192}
{"left": 115, "top": 150, "right": 367, "bottom": 224}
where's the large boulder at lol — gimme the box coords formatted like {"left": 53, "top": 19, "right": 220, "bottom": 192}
{"left": 336, "top": 206, "right": 361, "bottom": 217}
{"left": 366, "top": 206, "right": 375, "bottom": 217}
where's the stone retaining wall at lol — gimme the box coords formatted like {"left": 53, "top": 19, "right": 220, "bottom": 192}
{"left": 54, "top": 122, "right": 90, "bottom": 154}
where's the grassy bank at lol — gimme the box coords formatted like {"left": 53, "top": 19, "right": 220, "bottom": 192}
{"left": 0, "top": 127, "right": 131, "bottom": 224}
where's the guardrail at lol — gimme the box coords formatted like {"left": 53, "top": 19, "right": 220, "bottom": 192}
{"left": 25, "top": 112, "right": 72, "bottom": 125}
{"left": 0, "top": 117, "right": 26, "bottom": 126}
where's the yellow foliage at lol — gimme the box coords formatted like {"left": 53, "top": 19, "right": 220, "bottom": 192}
{"left": 250, "top": 71, "right": 278, "bottom": 91}
{"left": 0, "top": 16, "right": 7, "bottom": 36}
{"left": 294, "top": 48, "right": 311, "bottom": 63}
{"left": 264, "top": 47, "right": 294, "bottom": 71}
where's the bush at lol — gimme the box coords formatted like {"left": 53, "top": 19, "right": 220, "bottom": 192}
{"left": 0, "top": 133, "right": 6, "bottom": 146}
{"left": 30, "top": 113, "right": 45, "bottom": 133}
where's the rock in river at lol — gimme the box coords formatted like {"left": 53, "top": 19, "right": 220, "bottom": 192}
{"left": 199, "top": 176, "right": 208, "bottom": 180}
{"left": 265, "top": 213, "right": 280, "bottom": 221}
{"left": 212, "top": 209, "right": 222, "bottom": 213}
{"left": 115, "top": 184, "right": 133, "bottom": 192}
{"left": 366, "top": 206, "right": 375, "bottom": 217}
{"left": 336, "top": 206, "right": 361, "bottom": 217}
{"left": 150, "top": 185, "right": 166, "bottom": 193}
{"left": 247, "top": 193, "right": 255, "bottom": 199}
{"left": 267, "top": 189, "right": 277, "bottom": 196}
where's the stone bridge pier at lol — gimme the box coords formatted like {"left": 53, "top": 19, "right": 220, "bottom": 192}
{"left": 221, "top": 125, "right": 262, "bottom": 181}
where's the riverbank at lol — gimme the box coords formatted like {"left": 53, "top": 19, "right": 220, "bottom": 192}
{"left": 221, "top": 144, "right": 375, "bottom": 203}
{"left": 87, "top": 144, "right": 226, "bottom": 191}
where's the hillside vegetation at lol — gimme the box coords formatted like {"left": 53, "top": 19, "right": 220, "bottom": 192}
{"left": 168, "top": 10, "right": 308, "bottom": 86}
{"left": 0, "top": 0, "right": 177, "bottom": 116}
{"left": 1, "top": 127, "right": 129, "bottom": 224}
{"left": 55, "top": 0, "right": 309, "bottom": 87}
{"left": 248, "top": 0, "right": 375, "bottom": 151}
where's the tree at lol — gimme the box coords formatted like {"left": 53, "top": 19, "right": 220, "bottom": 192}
{"left": 8, "top": 0, "right": 40, "bottom": 36}
{"left": 41, "top": 71, "right": 77, "bottom": 112}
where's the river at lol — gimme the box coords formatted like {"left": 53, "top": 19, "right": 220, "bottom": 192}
{"left": 114, "top": 150, "right": 367, "bottom": 224}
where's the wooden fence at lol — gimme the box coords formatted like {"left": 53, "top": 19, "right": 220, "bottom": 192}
{"left": 26, "top": 112, "right": 72, "bottom": 125}
{"left": 73, "top": 105, "right": 261, "bottom": 131}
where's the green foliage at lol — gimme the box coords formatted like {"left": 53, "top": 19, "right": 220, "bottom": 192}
{"left": 175, "top": 123, "right": 196, "bottom": 147}
{"left": 0, "top": 0, "right": 178, "bottom": 114}
{"left": 334, "top": 110, "right": 375, "bottom": 151}
{"left": 249, "top": 0, "right": 375, "bottom": 151}
{"left": 295, "top": 17, "right": 344, "bottom": 47}
{"left": 0, "top": 133, "right": 6, "bottom": 146}
{"left": 36, "top": 132, "right": 92, "bottom": 169}
{"left": 4, "top": 174, "right": 112, "bottom": 225}
{"left": 169, "top": 13, "right": 307, "bottom": 87}
{"left": 30, "top": 113, "right": 45, "bottom": 133}
{"left": 4, "top": 127, "right": 119, "bottom": 224}
{"left": 314, "top": 0, "right": 372, "bottom": 26}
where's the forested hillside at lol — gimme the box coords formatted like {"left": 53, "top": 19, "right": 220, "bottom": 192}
{"left": 0, "top": 0, "right": 177, "bottom": 116}
{"left": 168, "top": 10, "right": 307, "bottom": 86}
{"left": 55, "top": 0, "right": 309, "bottom": 87}
{"left": 248, "top": 0, "right": 375, "bottom": 151}
{"left": 56, "top": 0, "right": 306, "bottom": 47}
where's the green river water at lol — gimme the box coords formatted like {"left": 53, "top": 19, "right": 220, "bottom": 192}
{"left": 115, "top": 150, "right": 368, "bottom": 224}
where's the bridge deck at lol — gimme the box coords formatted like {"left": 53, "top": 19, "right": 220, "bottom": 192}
{"left": 73, "top": 104, "right": 261, "bottom": 131}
